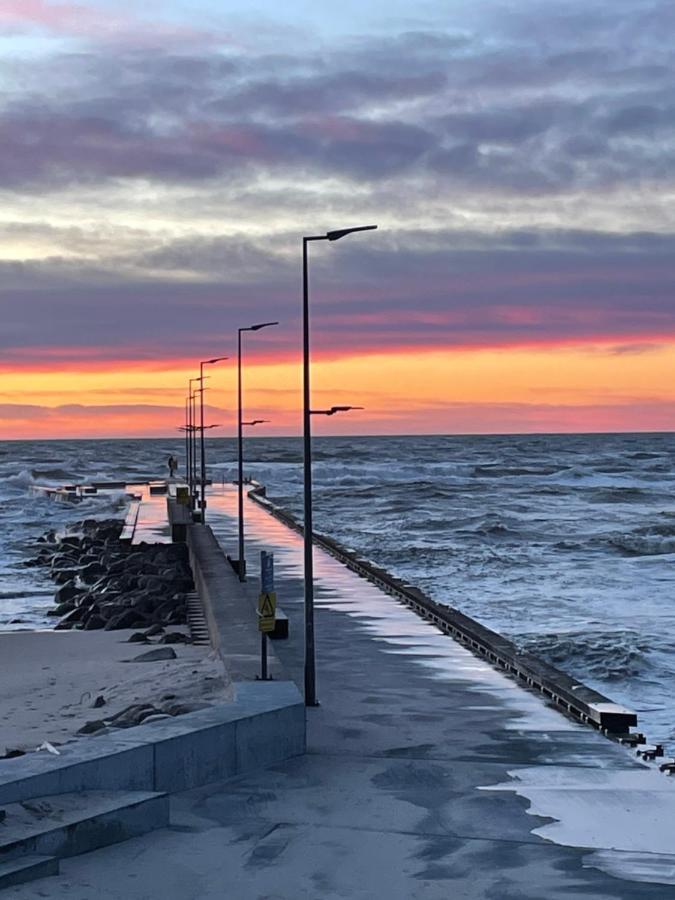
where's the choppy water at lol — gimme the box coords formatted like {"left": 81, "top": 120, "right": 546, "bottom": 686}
{"left": 1, "top": 434, "right": 674, "bottom": 746}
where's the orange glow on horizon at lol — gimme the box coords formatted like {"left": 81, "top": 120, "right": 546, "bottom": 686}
{"left": 0, "top": 341, "right": 673, "bottom": 439}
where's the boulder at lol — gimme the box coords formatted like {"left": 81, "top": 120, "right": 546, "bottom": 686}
{"left": 128, "top": 632, "right": 149, "bottom": 643}
{"left": 159, "top": 632, "right": 190, "bottom": 644}
{"left": 55, "top": 583, "right": 79, "bottom": 603}
{"left": 80, "top": 561, "right": 106, "bottom": 583}
{"left": 128, "top": 647, "right": 177, "bottom": 662}
{"left": 105, "top": 609, "right": 143, "bottom": 630}
{"left": 52, "top": 568, "right": 79, "bottom": 584}
{"left": 108, "top": 703, "right": 157, "bottom": 728}
{"left": 54, "top": 607, "right": 85, "bottom": 629}
{"left": 77, "top": 720, "right": 107, "bottom": 735}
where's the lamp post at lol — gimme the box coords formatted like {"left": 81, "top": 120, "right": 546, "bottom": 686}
{"left": 188, "top": 378, "right": 199, "bottom": 498}
{"left": 199, "top": 357, "right": 227, "bottom": 523}
{"left": 236, "top": 322, "right": 279, "bottom": 582}
{"left": 302, "top": 224, "right": 376, "bottom": 707}
{"left": 189, "top": 375, "right": 207, "bottom": 509}
{"left": 184, "top": 397, "right": 190, "bottom": 482}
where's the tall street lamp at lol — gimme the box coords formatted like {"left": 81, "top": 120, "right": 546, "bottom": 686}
{"left": 302, "top": 224, "right": 376, "bottom": 707}
{"left": 189, "top": 375, "right": 207, "bottom": 508}
{"left": 184, "top": 397, "right": 190, "bottom": 482}
{"left": 199, "top": 357, "right": 228, "bottom": 523}
{"left": 188, "top": 379, "right": 199, "bottom": 496}
{"left": 236, "top": 322, "right": 279, "bottom": 582}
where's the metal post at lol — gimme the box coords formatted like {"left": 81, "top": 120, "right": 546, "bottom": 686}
{"left": 199, "top": 363, "right": 206, "bottom": 523}
{"left": 191, "top": 389, "right": 197, "bottom": 507}
{"left": 187, "top": 390, "right": 193, "bottom": 495}
{"left": 184, "top": 398, "right": 189, "bottom": 482}
{"left": 303, "top": 237, "right": 318, "bottom": 706}
{"left": 261, "top": 631, "right": 268, "bottom": 680}
{"left": 237, "top": 329, "right": 245, "bottom": 580}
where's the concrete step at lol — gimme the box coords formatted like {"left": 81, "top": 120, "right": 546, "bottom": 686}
{"left": 0, "top": 790, "right": 169, "bottom": 870}
{"left": 0, "top": 855, "right": 59, "bottom": 891}
{"left": 186, "top": 592, "right": 210, "bottom": 645}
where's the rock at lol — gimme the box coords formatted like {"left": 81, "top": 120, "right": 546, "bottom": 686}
{"left": 52, "top": 601, "right": 75, "bottom": 617}
{"left": 166, "top": 610, "right": 187, "bottom": 625}
{"left": 144, "top": 623, "right": 164, "bottom": 637}
{"left": 55, "top": 583, "right": 83, "bottom": 605}
{"left": 80, "top": 561, "right": 106, "bottom": 583}
{"left": 83, "top": 614, "right": 106, "bottom": 630}
{"left": 128, "top": 647, "right": 177, "bottom": 662}
{"left": 60, "top": 535, "right": 82, "bottom": 548}
{"left": 104, "top": 609, "right": 142, "bottom": 630}
{"left": 54, "top": 607, "right": 85, "bottom": 629}
{"left": 108, "top": 703, "right": 157, "bottom": 728}
{"left": 128, "top": 632, "right": 149, "bottom": 643}
{"left": 77, "top": 720, "right": 106, "bottom": 735}
{"left": 160, "top": 632, "right": 190, "bottom": 644}
{"left": 140, "top": 714, "right": 173, "bottom": 724}
{"left": 92, "top": 695, "right": 106, "bottom": 708}
{"left": 52, "top": 568, "right": 79, "bottom": 584}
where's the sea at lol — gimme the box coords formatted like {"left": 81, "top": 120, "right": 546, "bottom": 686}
{"left": 1, "top": 433, "right": 674, "bottom": 747}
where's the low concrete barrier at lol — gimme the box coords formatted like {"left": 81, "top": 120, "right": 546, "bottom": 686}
{"left": 0, "top": 681, "right": 304, "bottom": 805}
{"left": 185, "top": 524, "right": 287, "bottom": 682}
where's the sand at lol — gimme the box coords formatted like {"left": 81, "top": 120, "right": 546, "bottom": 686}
{"left": 0, "top": 629, "right": 229, "bottom": 754}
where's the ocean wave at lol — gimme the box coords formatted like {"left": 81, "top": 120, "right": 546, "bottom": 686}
{"left": 607, "top": 534, "right": 675, "bottom": 556}
{"left": 6, "top": 470, "right": 35, "bottom": 490}
{"left": 586, "top": 487, "right": 650, "bottom": 503}
{"left": 472, "top": 464, "right": 567, "bottom": 478}
{"left": 30, "top": 467, "right": 79, "bottom": 481}
{"left": 518, "top": 630, "right": 652, "bottom": 682}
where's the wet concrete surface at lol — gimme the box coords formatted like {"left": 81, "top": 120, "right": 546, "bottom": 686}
{"left": 12, "top": 486, "right": 675, "bottom": 898}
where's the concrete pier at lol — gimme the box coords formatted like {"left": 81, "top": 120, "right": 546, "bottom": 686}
{"left": 11, "top": 483, "right": 675, "bottom": 898}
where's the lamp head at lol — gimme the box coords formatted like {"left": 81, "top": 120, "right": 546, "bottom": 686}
{"left": 326, "top": 225, "right": 377, "bottom": 242}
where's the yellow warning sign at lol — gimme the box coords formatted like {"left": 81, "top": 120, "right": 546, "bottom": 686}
{"left": 257, "top": 591, "right": 277, "bottom": 633}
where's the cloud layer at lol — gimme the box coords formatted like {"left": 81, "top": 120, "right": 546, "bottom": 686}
{"left": 0, "top": 0, "right": 674, "bottom": 433}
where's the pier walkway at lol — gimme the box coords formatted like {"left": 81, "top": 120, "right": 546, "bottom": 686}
{"left": 13, "top": 484, "right": 675, "bottom": 898}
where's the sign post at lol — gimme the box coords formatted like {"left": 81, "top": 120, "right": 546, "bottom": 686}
{"left": 257, "top": 551, "right": 276, "bottom": 680}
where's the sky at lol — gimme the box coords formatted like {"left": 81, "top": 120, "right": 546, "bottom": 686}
{"left": 0, "top": 0, "right": 674, "bottom": 438}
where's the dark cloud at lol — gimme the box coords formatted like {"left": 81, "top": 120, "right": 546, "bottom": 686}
{"left": 0, "top": 227, "right": 673, "bottom": 361}
{"left": 1, "top": 3, "right": 674, "bottom": 194}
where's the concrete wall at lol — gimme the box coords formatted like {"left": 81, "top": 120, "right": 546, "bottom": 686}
{"left": 186, "top": 525, "right": 286, "bottom": 683}
{"left": 0, "top": 681, "right": 305, "bottom": 805}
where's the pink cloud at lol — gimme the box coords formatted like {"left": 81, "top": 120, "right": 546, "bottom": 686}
{"left": 0, "top": 0, "right": 220, "bottom": 46}
{"left": 0, "top": 0, "right": 129, "bottom": 35}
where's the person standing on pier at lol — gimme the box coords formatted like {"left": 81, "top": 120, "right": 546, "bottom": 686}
{"left": 168, "top": 455, "right": 178, "bottom": 478}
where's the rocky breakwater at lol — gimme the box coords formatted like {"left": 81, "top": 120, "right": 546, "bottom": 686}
{"left": 30, "top": 518, "right": 193, "bottom": 635}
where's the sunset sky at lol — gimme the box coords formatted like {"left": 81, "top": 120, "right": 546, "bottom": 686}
{"left": 1, "top": 0, "right": 674, "bottom": 438}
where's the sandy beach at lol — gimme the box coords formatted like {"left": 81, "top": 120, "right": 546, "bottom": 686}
{"left": 0, "top": 629, "right": 228, "bottom": 755}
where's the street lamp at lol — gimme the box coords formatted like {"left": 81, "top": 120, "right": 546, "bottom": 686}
{"left": 189, "top": 375, "right": 208, "bottom": 508}
{"left": 236, "top": 322, "right": 279, "bottom": 582}
{"left": 188, "top": 379, "right": 199, "bottom": 496}
{"left": 199, "top": 357, "right": 228, "bottom": 523}
{"left": 302, "top": 224, "right": 376, "bottom": 707}
{"left": 183, "top": 397, "right": 190, "bottom": 483}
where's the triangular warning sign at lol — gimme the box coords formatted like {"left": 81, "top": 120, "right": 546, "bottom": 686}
{"left": 258, "top": 592, "right": 276, "bottom": 617}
